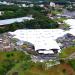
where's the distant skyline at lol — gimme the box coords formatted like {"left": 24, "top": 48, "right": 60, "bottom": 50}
{"left": 0, "top": 0, "right": 75, "bottom": 2}
{"left": 0, "top": 0, "right": 75, "bottom": 3}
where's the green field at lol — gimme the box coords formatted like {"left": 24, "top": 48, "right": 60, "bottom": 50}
{"left": 60, "top": 46, "right": 75, "bottom": 58}
{"left": 0, "top": 50, "right": 75, "bottom": 75}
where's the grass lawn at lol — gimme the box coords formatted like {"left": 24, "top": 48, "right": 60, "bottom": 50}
{"left": 59, "top": 46, "right": 75, "bottom": 58}
{"left": 6, "top": 61, "right": 75, "bottom": 75}
{"left": 68, "top": 59, "right": 75, "bottom": 70}
{"left": 0, "top": 51, "right": 29, "bottom": 61}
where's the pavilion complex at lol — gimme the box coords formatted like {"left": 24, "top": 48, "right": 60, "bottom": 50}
{"left": 9, "top": 29, "right": 66, "bottom": 54}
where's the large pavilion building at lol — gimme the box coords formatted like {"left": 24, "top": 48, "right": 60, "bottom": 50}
{"left": 9, "top": 29, "right": 67, "bottom": 54}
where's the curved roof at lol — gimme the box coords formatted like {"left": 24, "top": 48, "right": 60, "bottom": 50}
{"left": 0, "top": 17, "right": 33, "bottom": 25}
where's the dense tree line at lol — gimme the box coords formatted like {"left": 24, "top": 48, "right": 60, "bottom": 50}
{"left": 0, "top": 5, "right": 19, "bottom": 11}
{"left": 23, "top": 18, "right": 58, "bottom": 29}
{"left": 0, "top": 5, "right": 59, "bottom": 33}
{"left": 0, "top": 5, "right": 45, "bottom": 19}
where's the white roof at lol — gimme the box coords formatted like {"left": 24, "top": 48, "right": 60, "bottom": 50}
{"left": 0, "top": 17, "right": 33, "bottom": 25}
{"left": 9, "top": 29, "right": 66, "bottom": 51}
{"left": 38, "top": 50, "right": 54, "bottom": 54}
{"left": 66, "top": 29, "right": 75, "bottom": 36}
{"left": 50, "top": 2, "right": 55, "bottom": 7}
{"left": 64, "top": 19, "right": 75, "bottom": 29}
{"left": 64, "top": 19, "right": 75, "bottom": 36}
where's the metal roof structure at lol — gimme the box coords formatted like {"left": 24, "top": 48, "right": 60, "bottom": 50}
{"left": 9, "top": 29, "right": 66, "bottom": 52}
{"left": 0, "top": 17, "right": 33, "bottom": 25}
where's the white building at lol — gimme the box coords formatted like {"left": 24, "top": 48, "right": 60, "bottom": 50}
{"left": 50, "top": 2, "right": 55, "bottom": 7}
{"left": 0, "top": 11, "right": 4, "bottom": 16}
{"left": 39, "top": 4, "right": 44, "bottom": 7}
{"left": 0, "top": 16, "right": 33, "bottom": 25}
{"left": 0, "top": 1, "right": 14, "bottom": 5}
{"left": 22, "top": 4, "right": 27, "bottom": 7}
{"left": 64, "top": 19, "right": 75, "bottom": 29}
{"left": 29, "top": 4, "right": 34, "bottom": 7}
{"left": 9, "top": 29, "right": 67, "bottom": 53}
{"left": 0, "top": 11, "right": 2, "bottom": 16}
